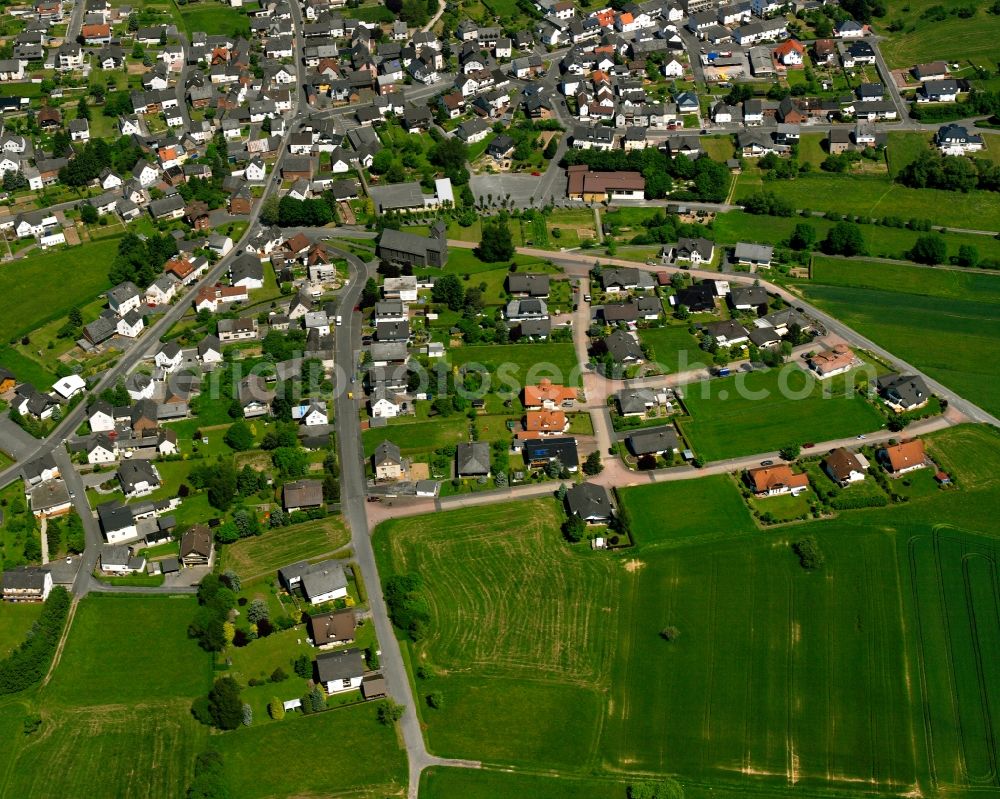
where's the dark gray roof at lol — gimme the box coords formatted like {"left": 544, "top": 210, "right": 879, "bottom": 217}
{"left": 457, "top": 441, "right": 490, "bottom": 476}
{"left": 373, "top": 439, "right": 402, "bottom": 465}
{"left": 729, "top": 286, "right": 769, "bottom": 307}
{"left": 315, "top": 647, "right": 364, "bottom": 682}
{"left": 604, "top": 329, "right": 644, "bottom": 362}
{"left": 566, "top": 482, "right": 613, "bottom": 520}
{"left": 615, "top": 387, "right": 658, "bottom": 415}
{"left": 98, "top": 501, "right": 134, "bottom": 533}
{"left": 301, "top": 561, "right": 347, "bottom": 600}
{"left": 507, "top": 273, "right": 550, "bottom": 296}
{"left": 877, "top": 373, "right": 930, "bottom": 407}
{"left": 3, "top": 566, "right": 48, "bottom": 591}
{"left": 627, "top": 425, "right": 679, "bottom": 456}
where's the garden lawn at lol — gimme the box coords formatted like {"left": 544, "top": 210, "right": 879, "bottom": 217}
{"left": 446, "top": 342, "right": 581, "bottom": 386}
{"left": 886, "top": 131, "right": 936, "bottom": 177}
{"left": 179, "top": 5, "right": 250, "bottom": 36}
{"left": 809, "top": 257, "right": 1000, "bottom": 299}
{"left": 677, "top": 367, "right": 885, "bottom": 461}
{"left": 381, "top": 426, "right": 1000, "bottom": 792}
{"left": 748, "top": 487, "right": 815, "bottom": 522}
{"left": 618, "top": 474, "right": 755, "bottom": 548}
{"left": 220, "top": 516, "right": 351, "bottom": 579}
{"left": 799, "top": 265, "right": 1000, "bottom": 418}
{"left": 362, "top": 417, "right": 469, "bottom": 457}
{"left": 734, "top": 171, "right": 1000, "bottom": 231}
{"left": 0, "top": 237, "right": 120, "bottom": 342}
{"left": 639, "top": 325, "right": 706, "bottom": 373}
{"left": 216, "top": 703, "right": 407, "bottom": 798}
{"left": 0, "top": 601, "right": 43, "bottom": 657}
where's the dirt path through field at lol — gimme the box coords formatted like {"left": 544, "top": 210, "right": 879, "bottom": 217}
{"left": 40, "top": 596, "right": 78, "bottom": 690}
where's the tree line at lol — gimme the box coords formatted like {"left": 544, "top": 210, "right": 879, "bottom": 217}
{"left": 0, "top": 587, "right": 71, "bottom": 694}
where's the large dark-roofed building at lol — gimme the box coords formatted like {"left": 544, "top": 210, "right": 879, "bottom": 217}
{"left": 376, "top": 220, "right": 449, "bottom": 267}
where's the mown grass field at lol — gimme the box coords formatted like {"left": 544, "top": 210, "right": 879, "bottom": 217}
{"left": 678, "top": 368, "right": 885, "bottom": 461}
{"left": 2, "top": 595, "right": 214, "bottom": 799}
{"left": 734, "top": 171, "right": 1000, "bottom": 231}
{"left": 219, "top": 516, "right": 351, "bottom": 578}
{"left": 639, "top": 325, "right": 705, "bottom": 373}
{"left": 618, "top": 475, "right": 755, "bottom": 548}
{"left": 421, "top": 767, "right": 627, "bottom": 799}
{"left": 800, "top": 262, "right": 1000, "bottom": 418}
{"left": 446, "top": 342, "right": 581, "bottom": 386}
{"left": 711, "top": 210, "right": 1000, "bottom": 263}
{"left": 374, "top": 499, "right": 619, "bottom": 769}
{"left": 377, "top": 424, "right": 1000, "bottom": 794}
{"left": 178, "top": 4, "right": 250, "bottom": 36}
{"left": 876, "top": 0, "right": 1000, "bottom": 68}
{"left": 216, "top": 703, "right": 408, "bottom": 798}
{"left": 362, "top": 416, "right": 470, "bottom": 457}
{"left": 0, "top": 237, "right": 120, "bottom": 342}
{"left": 603, "top": 526, "right": 915, "bottom": 788}
{"left": 44, "top": 595, "right": 212, "bottom": 706}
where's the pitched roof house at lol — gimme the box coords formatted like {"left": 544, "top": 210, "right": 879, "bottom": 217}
{"left": 746, "top": 465, "right": 809, "bottom": 496}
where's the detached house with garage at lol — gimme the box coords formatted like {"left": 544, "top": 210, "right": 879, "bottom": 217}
{"left": 822, "top": 447, "right": 867, "bottom": 487}
{"left": 315, "top": 648, "right": 364, "bottom": 693}
{"left": 746, "top": 465, "right": 809, "bottom": 497}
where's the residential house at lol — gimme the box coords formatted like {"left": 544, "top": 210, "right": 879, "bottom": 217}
{"left": 97, "top": 501, "right": 138, "bottom": 544}
{"left": 372, "top": 440, "right": 404, "bottom": 481}
{"left": 237, "top": 375, "right": 275, "bottom": 417}
{"left": 457, "top": 441, "right": 490, "bottom": 477}
{"left": 566, "top": 482, "right": 614, "bottom": 523}
{"left": 118, "top": 460, "right": 161, "bottom": 498}
{"left": 282, "top": 479, "right": 324, "bottom": 512}
{"left": 309, "top": 609, "right": 357, "bottom": 648}
{"left": 2, "top": 567, "right": 52, "bottom": 601}
{"left": 733, "top": 242, "right": 773, "bottom": 268}
{"left": 180, "top": 525, "right": 214, "bottom": 567}
{"left": 603, "top": 329, "right": 644, "bottom": 363}
{"left": 703, "top": 319, "right": 749, "bottom": 347}
{"left": 806, "top": 344, "right": 857, "bottom": 379}
{"left": 879, "top": 440, "right": 928, "bottom": 476}
{"left": 523, "top": 379, "right": 576, "bottom": 411}
{"left": 522, "top": 436, "right": 579, "bottom": 472}
{"left": 627, "top": 426, "right": 679, "bottom": 458}
{"left": 315, "top": 648, "right": 364, "bottom": 693}
{"left": 728, "top": 285, "right": 769, "bottom": 312}
{"left": 877, "top": 373, "right": 931, "bottom": 413}
{"left": 155, "top": 341, "right": 184, "bottom": 372}
{"left": 746, "top": 465, "right": 809, "bottom": 496}
{"left": 376, "top": 221, "right": 448, "bottom": 267}
{"left": 301, "top": 561, "right": 348, "bottom": 604}
{"left": 935, "top": 123, "right": 983, "bottom": 156}
{"left": 823, "top": 447, "right": 867, "bottom": 486}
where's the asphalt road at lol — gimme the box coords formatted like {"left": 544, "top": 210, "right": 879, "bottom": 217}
{"left": 327, "top": 245, "right": 481, "bottom": 796}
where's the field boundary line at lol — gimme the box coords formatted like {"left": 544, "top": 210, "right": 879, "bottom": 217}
{"left": 40, "top": 595, "right": 78, "bottom": 691}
